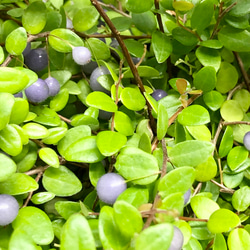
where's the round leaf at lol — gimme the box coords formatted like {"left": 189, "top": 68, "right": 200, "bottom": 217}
{"left": 114, "top": 111, "right": 134, "bottom": 136}
{"left": 0, "top": 92, "right": 15, "bottom": 130}
{"left": 0, "top": 152, "right": 17, "bottom": 182}
{"left": 228, "top": 228, "right": 250, "bottom": 250}
{"left": 125, "top": 0, "right": 154, "bottom": 13}
{"left": 220, "top": 100, "right": 244, "bottom": 122}
{"left": 232, "top": 186, "right": 250, "bottom": 212}
{"left": 22, "top": 123, "right": 50, "bottom": 139}
{"left": 227, "top": 146, "right": 248, "bottom": 171}
{"left": 39, "top": 147, "right": 59, "bottom": 168}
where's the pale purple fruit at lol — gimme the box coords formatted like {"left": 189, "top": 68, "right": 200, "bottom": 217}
{"left": 24, "top": 48, "right": 48, "bottom": 72}
{"left": 14, "top": 92, "right": 23, "bottom": 98}
{"left": 82, "top": 61, "right": 98, "bottom": 75}
{"left": 25, "top": 78, "right": 49, "bottom": 103}
{"left": 44, "top": 76, "right": 60, "bottom": 97}
{"left": 243, "top": 131, "right": 250, "bottom": 151}
{"left": 96, "top": 173, "right": 127, "bottom": 205}
{"left": 66, "top": 18, "right": 73, "bottom": 29}
{"left": 72, "top": 46, "right": 92, "bottom": 65}
{"left": 169, "top": 226, "right": 184, "bottom": 250}
{"left": 184, "top": 189, "right": 191, "bottom": 205}
{"left": 152, "top": 89, "right": 168, "bottom": 101}
{"left": 89, "top": 66, "right": 111, "bottom": 94}
{"left": 0, "top": 194, "right": 19, "bottom": 226}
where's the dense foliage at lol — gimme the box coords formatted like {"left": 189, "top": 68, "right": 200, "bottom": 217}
{"left": 0, "top": 0, "right": 250, "bottom": 249}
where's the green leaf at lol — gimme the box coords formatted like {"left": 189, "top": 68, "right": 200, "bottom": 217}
{"left": 50, "top": 88, "right": 69, "bottom": 112}
{"left": 123, "top": 66, "right": 159, "bottom": 78}
{"left": 22, "top": 122, "right": 50, "bottom": 139}
{"left": 42, "top": 165, "right": 82, "bottom": 196}
{"left": 178, "top": 105, "right": 210, "bottom": 126}
{"left": 223, "top": 172, "right": 244, "bottom": 189}
{"left": 0, "top": 152, "right": 17, "bottom": 182}
{"left": 135, "top": 223, "right": 173, "bottom": 250}
{"left": 207, "top": 209, "right": 240, "bottom": 234}
{"left": 216, "top": 62, "right": 238, "bottom": 94}
{"left": 0, "top": 46, "right": 4, "bottom": 64}
{"left": 0, "top": 92, "right": 15, "bottom": 130}
{"left": 213, "top": 233, "right": 227, "bottom": 250}
{"left": 191, "top": 196, "right": 220, "bottom": 219}
{"left": 96, "top": 131, "right": 127, "bottom": 156}
{"left": 22, "top": 1, "right": 47, "bottom": 34}
{"left": 227, "top": 146, "right": 248, "bottom": 171}
{"left": 196, "top": 47, "right": 221, "bottom": 72}
{"left": 0, "top": 173, "right": 38, "bottom": 195}
{"left": 12, "top": 206, "right": 54, "bottom": 245}
{"left": 99, "top": 206, "right": 129, "bottom": 250}
{"left": 138, "top": 132, "right": 151, "bottom": 153}
{"left": 191, "top": 0, "right": 214, "bottom": 32}
{"left": 123, "top": 39, "right": 144, "bottom": 57}
{"left": 232, "top": 186, "right": 250, "bottom": 212}
{"left": 172, "top": 27, "right": 198, "bottom": 46}
{"left": 86, "top": 91, "right": 117, "bottom": 112}
{"left": 199, "top": 40, "right": 223, "bottom": 49}
{"left": 116, "top": 186, "right": 149, "bottom": 208}
{"left": 218, "top": 26, "right": 250, "bottom": 52}
{"left": 132, "top": 11, "right": 157, "bottom": 34}
{"left": 0, "top": 124, "right": 22, "bottom": 156}
{"left": 195, "top": 155, "right": 217, "bottom": 182}
{"left": 89, "top": 162, "right": 105, "bottom": 187}
{"left": 5, "top": 27, "right": 27, "bottom": 55}
{"left": 31, "top": 192, "right": 56, "bottom": 205}
{"left": 73, "top": 6, "right": 99, "bottom": 32}
{"left": 186, "top": 125, "right": 211, "bottom": 141}
{"left": 168, "top": 140, "right": 214, "bottom": 167}
{"left": 125, "top": 0, "right": 154, "bottom": 13}
{"left": 111, "top": 16, "right": 133, "bottom": 32}
{"left": 39, "top": 147, "right": 60, "bottom": 168}
{"left": 229, "top": 0, "right": 250, "bottom": 16}
{"left": 203, "top": 91, "right": 225, "bottom": 111}
{"left": 42, "top": 127, "right": 67, "bottom": 145}
{"left": 10, "top": 97, "right": 29, "bottom": 124}
{"left": 219, "top": 126, "right": 234, "bottom": 158}
{"left": 152, "top": 30, "right": 172, "bottom": 63}
{"left": 233, "top": 89, "right": 250, "bottom": 112}
{"left": 220, "top": 100, "right": 244, "bottom": 122}
{"left": 0, "top": 67, "right": 29, "bottom": 94}
{"left": 158, "top": 167, "right": 195, "bottom": 198}
{"left": 113, "top": 201, "right": 143, "bottom": 238}
{"left": 55, "top": 201, "right": 81, "bottom": 220}
{"left": 115, "top": 146, "right": 159, "bottom": 185}
{"left": 85, "top": 38, "right": 110, "bottom": 61}
{"left": 60, "top": 213, "right": 96, "bottom": 250}
{"left": 121, "top": 87, "right": 146, "bottom": 111}
{"left": 49, "top": 28, "right": 84, "bottom": 53}
{"left": 228, "top": 228, "right": 250, "bottom": 250}
{"left": 114, "top": 111, "right": 134, "bottom": 136}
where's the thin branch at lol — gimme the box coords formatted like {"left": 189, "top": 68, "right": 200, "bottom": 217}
{"left": 193, "top": 182, "right": 202, "bottom": 196}
{"left": 211, "top": 119, "right": 223, "bottom": 147}
{"left": 25, "top": 166, "right": 49, "bottom": 176}
{"left": 154, "top": 0, "right": 164, "bottom": 32}
{"left": 97, "top": 1, "right": 131, "bottom": 17}
{"left": 161, "top": 138, "right": 168, "bottom": 178}
{"left": 223, "top": 121, "right": 250, "bottom": 126}
{"left": 210, "top": 179, "right": 235, "bottom": 194}
{"left": 58, "top": 114, "right": 72, "bottom": 124}
{"left": 227, "top": 82, "right": 245, "bottom": 100}
{"left": 234, "top": 52, "right": 250, "bottom": 92}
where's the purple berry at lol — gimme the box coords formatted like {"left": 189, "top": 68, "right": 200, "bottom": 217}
{"left": 25, "top": 78, "right": 49, "bottom": 103}
{"left": 0, "top": 194, "right": 19, "bottom": 226}
{"left": 169, "top": 226, "right": 184, "bottom": 250}
{"left": 66, "top": 18, "right": 73, "bottom": 29}
{"left": 14, "top": 92, "right": 23, "bottom": 98}
{"left": 89, "top": 66, "right": 111, "bottom": 94}
{"left": 22, "top": 42, "right": 31, "bottom": 56}
{"left": 184, "top": 189, "right": 191, "bottom": 205}
{"left": 82, "top": 61, "right": 98, "bottom": 75}
{"left": 96, "top": 173, "right": 127, "bottom": 205}
{"left": 243, "top": 131, "right": 250, "bottom": 151}
{"left": 24, "top": 48, "right": 48, "bottom": 72}
{"left": 72, "top": 46, "right": 92, "bottom": 65}
{"left": 44, "top": 76, "right": 60, "bottom": 97}
{"left": 152, "top": 89, "right": 168, "bottom": 101}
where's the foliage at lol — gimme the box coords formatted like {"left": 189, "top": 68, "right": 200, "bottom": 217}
{"left": 0, "top": 0, "right": 250, "bottom": 249}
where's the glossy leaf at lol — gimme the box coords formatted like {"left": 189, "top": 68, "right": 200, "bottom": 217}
{"left": 115, "top": 146, "right": 159, "bottom": 185}
{"left": 42, "top": 127, "right": 67, "bottom": 145}
{"left": 22, "top": 122, "right": 50, "bottom": 139}
{"left": 178, "top": 105, "right": 210, "bottom": 126}
{"left": 10, "top": 98, "right": 29, "bottom": 124}
{"left": 96, "top": 131, "right": 127, "bottom": 156}
{"left": 0, "top": 93, "right": 15, "bottom": 130}
{"left": 132, "top": 11, "right": 157, "bottom": 34}
{"left": 55, "top": 201, "right": 81, "bottom": 220}
{"left": 203, "top": 91, "right": 225, "bottom": 111}
{"left": 219, "top": 126, "right": 234, "bottom": 158}
{"left": 185, "top": 125, "right": 211, "bottom": 141}
{"left": 158, "top": 167, "right": 195, "bottom": 198}
{"left": 227, "top": 146, "right": 248, "bottom": 171}
{"left": 89, "top": 162, "right": 105, "bottom": 187}
{"left": 85, "top": 38, "right": 110, "bottom": 61}
{"left": 157, "top": 103, "right": 169, "bottom": 140}
{"left": 50, "top": 88, "right": 69, "bottom": 112}
{"left": 207, "top": 209, "right": 240, "bottom": 234}
{"left": 213, "top": 233, "right": 227, "bottom": 250}
{"left": 232, "top": 186, "right": 250, "bottom": 212}
{"left": 22, "top": 1, "right": 46, "bottom": 34}
{"left": 123, "top": 66, "right": 159, "bottom": 78}
{"left": 168, "top": 140, "right": 214, "bottom": 167}
{"left": 31, "top": 192, "right": 56, "bottom": 205}
{"left": 135, "top": 223, "right": 173, "bottom": 250}
{"left": 39, "top": 147, "right": 59, "bottom": 168}
{"left": 0, "top": 152, "right": 17, "bottom": 182}
{"left": 60, "top": 213, "right": 96, "bottom": 250}
{"left": 42, "top": 165, "right": 82, "bottom": 196}
{"left": 125, "top": 0, "right": 154, "bottom": 13}
{"left": 152, "top": 30, "right": 172, "bottom": 63}
{"left": 172, "top": 27, "right": 198, "bottom": 46}
{"left": 228, "top": 228, "right": 250, "bottom": 250}
{"left": 12, "top": 206, "right": 54, "bottom": 245}
{"left": 114, "top": 111, "right": 134, "bottom": 136}
{"left": 121, "top": 87, "right": 146, "bottom": 111}
{"left": 233, "top": 89, "right": 250, "bottom": 112}
{"left": 220, "top": 100, "right": 244, "bottom": 122}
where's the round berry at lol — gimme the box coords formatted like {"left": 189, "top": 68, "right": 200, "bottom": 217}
{"left": 169, "top": 226, "right": 184, "bottom": 250}
{"left": 72, "top": 46, "right": 91, "bottom": 66}
{"left": 82, "top": 61, "right": 98, "bottom": 75}
{"left": 22, "top": 42, "right": 31, "bottom": 56}
{"left": 89, "top": 66, "right": 111, "bottom": 94}
{"left": 152, "top": 89, "right": 168, "bottom": 101}
{"left": 14, "top": 92, "right": 23, "bottom": 98}
{"left": 0, "top": 194, "right": 19, "bottom": 226}
{"left": 184, "top": 189, "right": 191, "bottom": 205}
{"left": 24, "top": 48, "right": 48, "bottom": 72}
{"left": 66, "top": 18, "right": 73, "bottom": 29}
{"left": 25, "top": 78, "right": 49, "bottom": 103}
{"left": 243, "top": 131, "right": 250, "bottom": 151}
{"left": 96, "top": 173, "right": 127, "bottom": 205}
{"left": 44, "top": 76, "right": 60, "bottom": 97}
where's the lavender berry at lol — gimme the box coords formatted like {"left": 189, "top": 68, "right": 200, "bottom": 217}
{"left": 44, "top": 76, "right": 60, "bottom": 97}
{"left": 152, "top": 89, "right": 168, "bottom": 101}
{"left": 243, "top": 131, "right": 250, "bottom": 151}
{"left": 72, "top": 46, "right": 91, "bottom": 65}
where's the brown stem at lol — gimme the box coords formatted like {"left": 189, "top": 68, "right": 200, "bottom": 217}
{"left": 210, "top": 179, "right": 235, "bottom": 194}
{"left": 161, "top": 138, "right": 168, "bottom": 178}
{"left": 193, "top": 182, "right": 202, "bottom": 196}
{"left": 25, "top": 165, "right": 49, "bottom": 176}
{"left": 234, "top": 52, "right": 250, "bottom": 92}
{"left": 154, "top": 0, "right": 164, "bottom": 32}
{"left": 58, "top": 114, "right": 72, "bottom": 124}
{"left": 223, "top": 121, "right": 250, "bottom": 126}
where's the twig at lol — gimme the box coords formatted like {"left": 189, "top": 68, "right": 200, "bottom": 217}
{"left": 161, "top": 138, "right": 168, "bottom": 178}
{"left": 58, "top": 114, "right": 72, "bottom": 124}
{"left": 211, "top": 119, "right": 223, "bottom": 147}
{"left": 223, "top": 121, "right": 250, "bottom": 126}
{"left": 234, "top": 52, "right": 250, "bottom": 92}
{"left": 193, "top": 182, "right": 202, "bottom": 196}
{"left": 25, "top": 165, "right": 49, "bottom": 176}
{"left": 227, "top": 82, "right": 245, "bottom": 100}
{"left": 154, "top": 0, "right": 164, "bottom": 32}
{"left": 210, "top": 179, "right": 235, "bottom": 194}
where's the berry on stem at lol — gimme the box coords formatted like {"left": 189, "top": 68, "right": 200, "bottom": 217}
{"left": 169, "top": 226, "right": 184, "bottom": 250}
{"left": 96, "top": 173, "right": 127, "bottom": 205}
{"left": 44, "top": 76, "right": 60, "bottom": 97}
{"left": 0, "top": 194, "right": 19, "bottom": 226}
{"left": 243, "top": 131, "right": 250, "bottom": 151}
{"left": 72, "top": 46, "right": 92, "bottom": 65}
{"left": 151, "top": 89, "right": 168, "bottom": 101}
{"left": 25, "top": 78, "right": 50, "bottom": 103}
